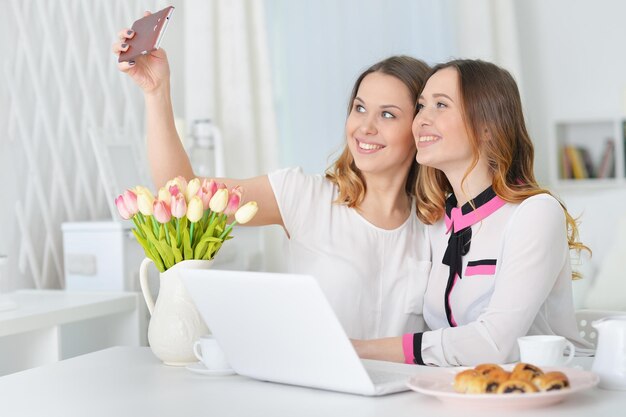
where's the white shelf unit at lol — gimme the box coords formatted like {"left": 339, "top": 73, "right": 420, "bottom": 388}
{"left": 551, "top": 119, "right": 626, "bottom": 189}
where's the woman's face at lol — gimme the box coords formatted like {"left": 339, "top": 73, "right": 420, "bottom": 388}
{"left": 345, "top": 72, "right": 416, "bottom": 178}
{"left": 412, "top": 67, "right": 474, "bottom": 174}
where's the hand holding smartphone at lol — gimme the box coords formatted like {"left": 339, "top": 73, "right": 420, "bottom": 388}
{"left": 118, "top": 6, "right": 174, "bottom": 63}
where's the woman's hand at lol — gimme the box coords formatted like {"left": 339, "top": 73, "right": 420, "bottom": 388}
{"left": 351, "top": 337, "right": 406, "bottom": 363}
{"left": 112, "top": 11, "right": 171, "bottom": 94}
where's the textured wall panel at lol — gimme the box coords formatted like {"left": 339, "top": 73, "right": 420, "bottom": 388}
{"left": 0, "top": 0, "right": 164, "bottom": 290}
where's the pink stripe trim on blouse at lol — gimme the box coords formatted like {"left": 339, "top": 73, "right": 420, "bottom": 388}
{"left": 445, "top": 195, "right": 507, "bottom": 233}
{"left": 465, "top": 264, "right": 497, "bottom": 276}
{"left": 402, "top": 333, "right": 414, "bottom": 364}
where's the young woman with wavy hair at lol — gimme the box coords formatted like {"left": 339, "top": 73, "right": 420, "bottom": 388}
{"left": 353, "top": 59, "right": 593, "bottom": 365}
{"left": 114, "top": 20, "right": 431, "bottom": 339}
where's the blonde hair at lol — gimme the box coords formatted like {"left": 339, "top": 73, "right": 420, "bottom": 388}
{"left": 416, "top": 60, "right": 590, "bottom": 277}
{"left": 325, "top": 56, "right": 430, "bottom": 208}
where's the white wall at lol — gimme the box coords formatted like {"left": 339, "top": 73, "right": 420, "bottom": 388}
{"left": 514, "top": 0, "right": 626, "bottom": 272}
{"left": 0, "top": 0, "right": 165, "bottom": 291}
{"left": 264, "top": 0, "right": 458, "bottom": 174}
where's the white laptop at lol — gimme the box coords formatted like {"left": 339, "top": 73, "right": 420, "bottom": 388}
{"left": 181, "top": 269, "right": 417, "bottom": 396}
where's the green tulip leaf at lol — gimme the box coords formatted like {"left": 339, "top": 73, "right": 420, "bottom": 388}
{"left": 182, "top": 228, "right": 193, "bottom": 260}
{"left": 156, "top": 240, "right": 175, "bottom": 268}
{"left": 169, "top": 236, "right": 183, "bottom": 263}
{"left": 194, "top": 241, "right": 208, "bottom": 260}
{"left": 147, "top": 242, "right": 165, "bottom": 272}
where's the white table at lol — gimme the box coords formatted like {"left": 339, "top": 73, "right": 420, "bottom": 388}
{"left": 0, "top": 290, "right": 144, "bottom": 376}
{"left": 0, "top": 347, "right": 623, "bottom": 417}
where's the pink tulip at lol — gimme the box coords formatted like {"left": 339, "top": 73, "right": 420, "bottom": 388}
{"left": 171, "top": 193, "right": 187, "bottom": 219}
{"left": 196, "top": 186, "right": 212, "bottom": 210}
{"left": 173, "top": 176, "right": 188, "bottom": 195}
{"left": 122, "top": 190, "right": 138, "bottom": 215}
{"left": 202, "top": 179, "right": 218, "bottom": 197}
{"left": 153, "top": 200, "right": 172, "bottom": 224}
{"left": 115, "top": 195, "right": 132, "bottom": 220}
{"left": 169, "top": 185, "right": 180, "bottom": 197}
{"left": 224, "top": 186, "right": 243, "bottom": 216}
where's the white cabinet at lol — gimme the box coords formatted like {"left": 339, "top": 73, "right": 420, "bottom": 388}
{"left": 0, "top": 290, "right": 144, "bottom": 376}
{"left": 551, "top": 119, "right": 625, "bottom": 188}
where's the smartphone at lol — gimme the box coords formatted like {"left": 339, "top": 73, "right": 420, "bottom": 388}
{"left": 118, "top": 6, "right": 175, "bottom": 63}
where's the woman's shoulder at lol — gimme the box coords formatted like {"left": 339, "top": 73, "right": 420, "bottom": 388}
{"left": 511, "top": 193, "right": 564, "bottom": 218}
{"left": 268, "top": 166, "right": 338, "bottom": 209}
{"left": 269, "top": 167, "right": 335, "bottom": 190}
{"left": 504, "top": 193, "right": 566, "bottom": 236}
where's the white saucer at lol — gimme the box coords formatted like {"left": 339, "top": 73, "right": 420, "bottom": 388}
{"left": 186, "top": 362, "right": 236, "bottom": 376}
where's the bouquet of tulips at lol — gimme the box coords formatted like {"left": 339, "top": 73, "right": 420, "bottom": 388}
{"left": 115, "top": 176, "right": 258, "bottom": 272}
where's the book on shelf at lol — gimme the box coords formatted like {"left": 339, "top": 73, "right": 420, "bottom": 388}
{"left": 563, "top": 145, "right": 589, "bottom": 179}
{"left": 560, "top": 146, "right": 573, "bottom": 179}
{"left": 597, "top": 139, "right": 615, "bottom": 179}
{"left": 579, "top": 147, "right": 595, "bottom": 178}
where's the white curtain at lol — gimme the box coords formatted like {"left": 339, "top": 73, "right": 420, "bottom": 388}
{"left": 183, "top": 0, "right": 284, "bottom": 272}
{"left": 454, "top": 0, "right": 524, "bottom": 95}
{"left": 183, "top": 0, "right": 279, "bottom": 178}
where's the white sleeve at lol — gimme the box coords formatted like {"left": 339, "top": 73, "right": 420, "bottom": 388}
{"left": 420, "top": 195, "right": 569, "bottom": 366}
{"left": 267, "top": 167, "right": 324, "bottom": 239}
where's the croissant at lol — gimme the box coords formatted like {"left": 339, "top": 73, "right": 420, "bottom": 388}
{"left": 532, "top": 372, "right": 570, "bottom": 392}
{"left": 510, "top": 363, "right": 544, "bottom": 382}
{"left": 454, "top": 363, "right": 570, "bottom": 395}
{"left": 496, "top": 379, "right": 539, "bottom": 394}
{"left": 454, "top": 370, "right": 481, "bottom": 393}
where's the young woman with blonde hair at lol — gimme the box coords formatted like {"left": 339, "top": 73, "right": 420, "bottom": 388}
{"left": 353, "top": 59, "right": 593, "bottom": 365}
{"left": 113, "top": 20, "right": 431, "bottom": 339}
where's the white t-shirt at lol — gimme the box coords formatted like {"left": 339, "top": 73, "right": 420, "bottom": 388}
{"left": 419, "top": 192, "right": 592, "bottom": 366}
{"left": 268, "top": 167, "right": 430, "bottom": 339}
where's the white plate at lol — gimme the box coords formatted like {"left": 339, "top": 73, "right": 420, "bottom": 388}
{"left": 406, "top": 365, "right": 599, "bottom": 409}
{"left": 186, "top": 362, "right": 236, "bottom": 376}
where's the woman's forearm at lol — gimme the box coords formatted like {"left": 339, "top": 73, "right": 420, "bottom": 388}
{"left": 145, "top": 82, "right": 194, "bottom": 189}
{"left": 352, "top": 336, "right": 405, "bottom": 363}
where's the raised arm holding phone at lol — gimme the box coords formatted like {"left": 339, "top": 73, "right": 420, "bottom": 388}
{"left": 113, "top": 10, "right": 432, "bottom": 340}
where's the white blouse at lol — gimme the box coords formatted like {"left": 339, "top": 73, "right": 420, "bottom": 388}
{"left": 417, "top": 192, "right": 592, "bottom": 366}
{"left": 268, "top": 167, "right": 430, "bottom": 339}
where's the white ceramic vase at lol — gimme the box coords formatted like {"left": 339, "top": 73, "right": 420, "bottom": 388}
{"left": 139, "top": 258, "right": 212, "bottom": 366}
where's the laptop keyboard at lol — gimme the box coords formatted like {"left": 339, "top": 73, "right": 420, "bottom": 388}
{"left": 366, "top": 369, "right": 409, "bottom": 385}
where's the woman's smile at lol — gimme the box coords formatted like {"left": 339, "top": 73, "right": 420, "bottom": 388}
{"left": 355, "top": 138, "right": 385, "bottom": 153}
{"left": 417, "top": 134, "right": 442, "bottom": 148}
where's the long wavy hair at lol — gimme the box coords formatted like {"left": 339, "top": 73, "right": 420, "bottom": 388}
{"left": 325, "top": 56, "right": 430, "bottom": 208}
{"left": 415, "top": 59, "right": 590, "bottom": 276}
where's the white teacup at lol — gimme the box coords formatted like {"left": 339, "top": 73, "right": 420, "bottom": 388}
{"left": 193, "top": 335, "right": 230, "bottom": 370}
{"left": 517, "top": 335, "right": 576, "bottom": 366}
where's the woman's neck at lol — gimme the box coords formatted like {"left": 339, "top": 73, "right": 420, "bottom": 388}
{"left": 358, "top": 171, "right": 411, "bottom": 229}
{"left": 444, "top": 162, "right": 493, "bottom": 207}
